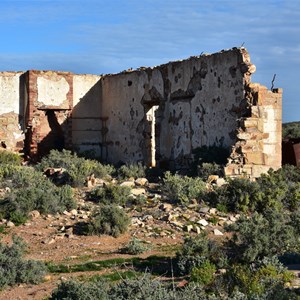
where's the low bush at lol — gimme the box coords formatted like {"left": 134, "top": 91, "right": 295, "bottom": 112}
{"left": 88, "top": 184, "right": 131, "bottom": 206}
{"left": 0, "top": 166, "right": 76, "bottom": 224}
{"left": 51, "top": 275, "right": 211, "bottom": 300}
{"left": 121, "top": 238, "right": 150, "bottom": 255}
{"left": 227, "top": 256, "right": 294, "bottom": 297}
{"left": 226, "top": 210, "right": 296, "bottom": 262}
{"left": 0, "top": 236, "right": 47, "bottom": 288}
{"left": 190, "top": 259, "right": 216, "bottom": 285}
{"left": 207, "top": 167, "right": 300, "bottom": 213}
{"left": 208, "top": 177, "right": 260, "bottom": 213}
{"left": 87, "top": 205, "right": 130, "bottom": 237}
{"left": 176, "top": 233, "right": 227, "bottom": 275}
{"left": 197, "top": 162, "right": 223, "bottom": 181}
{"left": 0, "top": 150, "right": 22, "bottom": 165}
{"left": 162, "top": 171, "right": 206, "bottom": 204}
{"left": 38, "top": 149, "right": 115, "bottom": 187}
{"left": 50, "top": 279, "right": 110, "bottom": 300}
{"left": 117, "top": 162, "right": 146, "bottom": 180}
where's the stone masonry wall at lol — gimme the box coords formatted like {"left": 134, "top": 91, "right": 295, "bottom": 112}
{"left": 0, "top": 47, "right": 282, "bottom": 178}
{"left": 0, "top": 72, "right": 25, "bottom": 151}
{"left": 25, "top": 70, "right": 73, "bottom": 159}
{"left": 225, "top": 84, "right": 282, "bottom": 177}
{"left": 100, "top": 48, "right": 257, "bottom": 169}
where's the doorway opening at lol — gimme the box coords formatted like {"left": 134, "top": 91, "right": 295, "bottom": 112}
{"left": 145, "top": 105, "right": 159, "bottom": 167}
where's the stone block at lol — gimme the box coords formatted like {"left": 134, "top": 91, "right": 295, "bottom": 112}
{"left": 244, "top": 151, "right": 265, "bottom": 165}
{"left": 244, "top": 118, "right": 258, "bottom": 128}
{"left": 251, "top": 165, "right": 271, "bottom": 178}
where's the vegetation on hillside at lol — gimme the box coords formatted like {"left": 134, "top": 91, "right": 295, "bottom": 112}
{"left": 0, "top": 147, "right": 299, "bottom": 298}
{"left": 283, "top": 121, "right": 300, "bottom": 139}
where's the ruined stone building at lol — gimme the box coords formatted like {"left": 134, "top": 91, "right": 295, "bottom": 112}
{"left": 0, "top": 47, "right": 282, "bottom": 178}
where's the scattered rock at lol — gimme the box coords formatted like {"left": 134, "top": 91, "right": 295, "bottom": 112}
{"left": 131, "top": 188, "right": 146, "bottom": 196}
{"left": 135, "top": 178, "right": 149, "bottom": 186}
{"left": 28, "top": 210, "right": 40, "bottom": 219}
{"left": 213, "top": 229, "right": 224, "bottom": 236}
{"left": 209, "top": 208, "right": 217, "bottom": 215}
{"left": 185, "top": 224, "right": 193, "bottom": 232}
{"left": 199, "top": 207, "right": 210, "bottom": 213}
{"left": 216, "top": 178, "right": 226, "bottom": 186}
{"left": 70, "top": 209, "right": 78, "bottom": 216}
{"left": 197, "top": 219, "right": 208, "bottom": 227}
{"left": 42, "top": 238, "right": 55, "bottom": 244}
{"left": 120, "top": 181, "right": 135, "bottom": 187}
{"left": 159, "top": 203, "right": 173, "bottom": 212}
{"left": 6, "top": 221, "right": 15, "bottom": 227}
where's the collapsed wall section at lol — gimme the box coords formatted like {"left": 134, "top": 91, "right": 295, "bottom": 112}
{"left": 225, "top": 84, "right": 282, "bottom": 177}
{"left": 24, "top": 70, "right": 73, "bottom": 159}
{"left": 0, "top": 71, "right": 25, "bottom": 152}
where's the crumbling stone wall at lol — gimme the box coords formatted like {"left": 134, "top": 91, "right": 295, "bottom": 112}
{"left": 0, "top": 71, "right": 25, "bottom": 151}
{"left": 99, "top": 48, "right": 258, "bottom": 169}
{"left": 0, "top": 47, "right": 282, "bottom": 178}
{"left": 225, "top": 84, "right": 282, "bottom": 177}
{"left": 24, "top": 70, "right": 73, "bottom": 159}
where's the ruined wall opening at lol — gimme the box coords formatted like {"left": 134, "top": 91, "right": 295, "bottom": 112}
{"left": 145, "top": 105, "right": 159, "bottom": 167}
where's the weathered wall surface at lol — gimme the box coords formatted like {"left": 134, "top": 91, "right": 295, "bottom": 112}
{"left": 225, "top": 84, "right": 282, "bottom": 177}
{"left": 25, "top": 70, "right": 73, "bottom": 158}
{"left": 0, "top": 47, "right": 282, "bottom": 178}
{"left": 72, "top": 74, "right": 102, "bottom": 156}
{"left": 0, "top": 72, "right": 25, "bottom": 151}
{"left": 100, "top": 48, "right": 256, "bottom": 169}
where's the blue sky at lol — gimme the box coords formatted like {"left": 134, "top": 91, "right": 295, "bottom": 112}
{"left": 0, "top": 0, "right": 299, "bottom": 122}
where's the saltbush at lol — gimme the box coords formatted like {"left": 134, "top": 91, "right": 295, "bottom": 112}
{"left": 50, "top": 279, "right": 110, "bottom": 300}
{"left": 176, "top": 233, "right": 227, "bottom": 275}
{"left": 38, "top": 149, "right": 115, "bottom": 187}
{"left": 227, "top": 256, "right": 294, "bottom": 297}
{"left": 0, "top": 166, "right": 75, "bottom": 224}
{"left": 162, "top": 171, "right": 206, "bottom": 204}
{"left": 117, "top": 162, "right": 146, "bottom": 180}
{"left": 87, "top": 205, "right": 130, "bottom": 237}
{"left": 89, "top": 184, "right": 131, "bottom": 206}
{"left": 51, "top": 275, "right": 212, "bottom": 300}
{"left": 0, "top": 150, "right": 22, "bottom": 165}
{"left": 0, "top": 236, "right": 47, "bottom": 288}
{"left": 121, "top": 238, "right": 150, "bottom": 255}
{"left": 226, "top": 210, "right": 296, "bottom": 262}
{"left": 190, "top": 259, "right": 216, "bottom": 285}
{"left": 197, "top": 162, "right": 223, "bottom": 181}
{"left": 208, "top": 177, "right": 260, "bottom": 213}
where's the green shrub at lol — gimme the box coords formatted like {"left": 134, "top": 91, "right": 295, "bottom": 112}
{"left": 89, "top": 184, "right": 131, "bottom": 206}
{"left": 190, "top": 259, "right": 216, "bottom": 285}
{"left": 0, "top": 150, "right": 22, "bottom": 165}
{"left": 226, "top": 210, "right": 296, "bottom": 262}
{"left": 197, "top": 162, "right": 224, "bottom": 181}
{"left": 0, "top": 166, "right": 76, "bottom": 224}
{"left": 209, "top": 177, "right": 260, "bottom": 213}
{"left": 208, "top": 169, "right": 299, "bottom": 213}
{"left": 87, "top": 205, "right": 130, "bottom": 237}
{"left": 162, "top": 171, "right": 206, "bottom": 204}
{"left": 283, "top": 121, "right": 300, "bottom": 139}
{"left": 121, "top": 238, "right": 150, "bottom": 255}
{"left": 117, "top": 162, "right": 146, "bottom": 180}
{"left": 50, "top": 279, "right": 110, "bottom": 300}
{"left": 38, "top": 149, "right": 115, "bottom": 187}
{"left": 51, "top": 275, "right": 211, "bottom": 300}
{"left": 0, "top": 236, "right": 47, "bottom": 288}
{"left": 227, "top": 256, "right": 294, "bottom": 297}
{"left": 176, "top": 233, "right": 227, "bottom": 275}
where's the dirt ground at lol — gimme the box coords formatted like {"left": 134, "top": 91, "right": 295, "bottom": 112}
{"left": 0, "top": 207, "right": 184, "bottom": 300}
